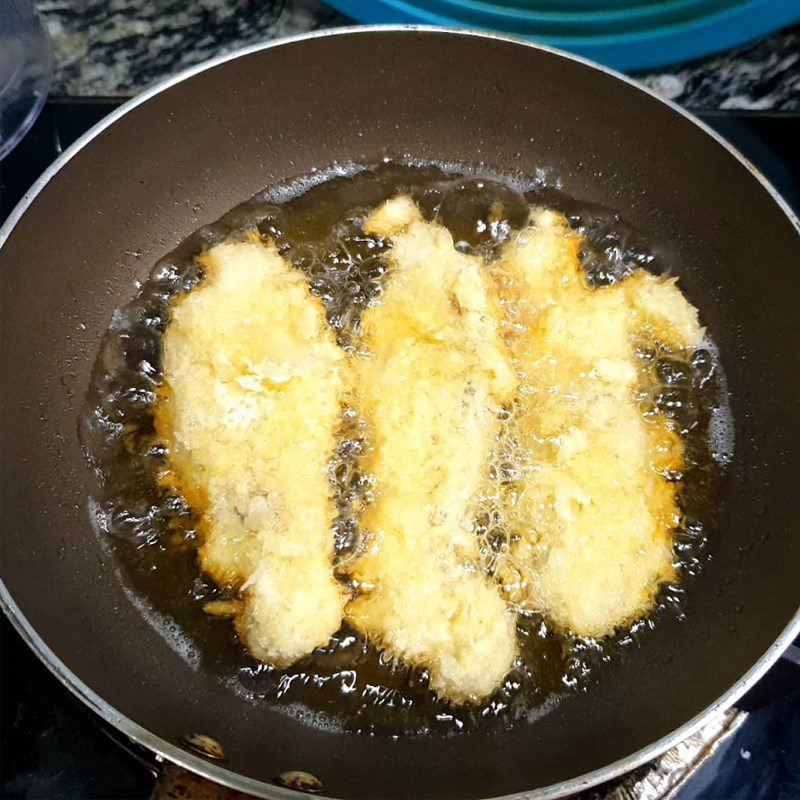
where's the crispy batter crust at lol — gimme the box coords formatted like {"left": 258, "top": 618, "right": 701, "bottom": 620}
{"left": 492, "top": 210, "right": 703, "bottom": 638}
{"left": 347, "top": 197, "right": 519, "bottom": 703}
{"left": 157, "top": 235, "right": 346, "bottom": 667}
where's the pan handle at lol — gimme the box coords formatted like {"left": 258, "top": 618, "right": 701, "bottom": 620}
{"left": 734, "top": 641, "right": 800, "bottom": 713}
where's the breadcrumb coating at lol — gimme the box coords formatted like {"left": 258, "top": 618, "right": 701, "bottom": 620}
{"left": 492, "top": 210, "right": 703, "bottom": 638}
{"left": 157, "top": 235, "right": 346, "bottom": 667}
{"left": 347, "top": 197, "right": 519, "bottom": 703}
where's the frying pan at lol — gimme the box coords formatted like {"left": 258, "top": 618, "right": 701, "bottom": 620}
{"left": 1, "top": 26, "right": 799, "bottom": 800}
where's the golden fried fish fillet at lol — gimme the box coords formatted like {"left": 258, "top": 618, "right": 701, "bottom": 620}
{"left": 156, "top": 235, "right": 346, "bottom": 667}
{"left": 493, "top": 210, "right": 703, "bottom": 639}
{"left": 345, "top": 196, "right": 519, "bottom": 704}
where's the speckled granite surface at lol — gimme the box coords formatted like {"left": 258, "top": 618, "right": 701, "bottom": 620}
{"left": 37, "top": 0, "right": 799, "bottom": 110}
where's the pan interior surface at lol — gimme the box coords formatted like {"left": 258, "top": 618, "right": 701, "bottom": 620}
{"left": 1, "top": 29, "right": 799, "bottom": 800}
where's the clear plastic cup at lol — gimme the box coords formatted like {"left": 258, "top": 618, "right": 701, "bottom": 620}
{"left": 0, "top": 0, "right": 53, "bottom": 160}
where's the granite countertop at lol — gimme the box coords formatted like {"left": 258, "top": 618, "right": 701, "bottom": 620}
{"left": 37, "top": 0, "right": 799, "bottom": 111}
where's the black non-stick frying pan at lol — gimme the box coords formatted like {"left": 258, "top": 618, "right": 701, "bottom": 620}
{"left": 1, "top": 27, "right": 799, "bottom": 800}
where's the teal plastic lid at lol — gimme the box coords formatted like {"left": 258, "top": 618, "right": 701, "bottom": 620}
{"left": 324, "top": 0, "right": 800, "bottom": 69}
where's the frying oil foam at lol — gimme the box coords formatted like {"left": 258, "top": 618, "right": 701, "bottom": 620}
{"left": 80, "top": 162, "right": 731, "bottom": 736}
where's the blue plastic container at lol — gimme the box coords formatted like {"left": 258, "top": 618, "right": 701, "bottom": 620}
{"left": 325, "top": 0, "right": 800, "bottom": 70}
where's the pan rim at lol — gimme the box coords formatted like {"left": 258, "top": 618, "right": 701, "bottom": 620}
{"left": 1, "top": 23, "right": 799, "bottom": 800}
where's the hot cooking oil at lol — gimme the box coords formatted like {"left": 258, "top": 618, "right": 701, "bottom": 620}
{"left": 80, "top": 162, "right": 730, "bottom": 736}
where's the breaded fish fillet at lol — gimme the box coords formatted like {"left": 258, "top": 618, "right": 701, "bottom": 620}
{"left": 157, "top": 235, "right": 346, "bottom": 666}
{"left": 493, "top": 210, "right": 703, "bottom": 639}
{"left": 345, "top": 197, "right": 519, "bottom": 703}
